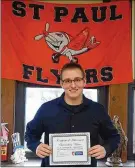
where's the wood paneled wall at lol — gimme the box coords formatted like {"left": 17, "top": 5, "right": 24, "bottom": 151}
{"left": 1, "top": 79, "right": 16, "bottom": 159}
{"left": 108, "top": 84, "right": 128, "bottom": 162}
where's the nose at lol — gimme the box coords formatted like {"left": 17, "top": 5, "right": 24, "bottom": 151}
{"left": 70, "top": 81, "right": 76, "bottom": 88}
{"left": 48, "top": 34, "right": 58, "bottom": 42}
{"left": 44, "top": 32, "right": 58, "bottom": 43}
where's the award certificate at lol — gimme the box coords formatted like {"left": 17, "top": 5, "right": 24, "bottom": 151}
{"left": 49, "top": 132, "right": 91, "bottom": 165}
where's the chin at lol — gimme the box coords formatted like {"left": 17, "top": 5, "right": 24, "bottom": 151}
{"left": 69, "top": 95, "right": 79, "bottom": 99}
{"left": 68, "top": 93, "right": 81, "bottom": 99}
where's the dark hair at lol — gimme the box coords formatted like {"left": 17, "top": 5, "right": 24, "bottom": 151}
{"left": 60, "top": 62, "right": 85, "bottom": 79}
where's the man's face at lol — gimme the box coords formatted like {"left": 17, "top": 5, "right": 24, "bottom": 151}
{"left": 60, "top": 68, "right": 86, "bottom": 99}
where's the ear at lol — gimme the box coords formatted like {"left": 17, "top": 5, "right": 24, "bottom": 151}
{"left": 83, "top": 78, "right": 86, "bottom": 87}
{"left": 34, "top": 34, "right": 44, "bottom": 40}
{"left": 60, "top": 80, "right": 63, "bottom": 88}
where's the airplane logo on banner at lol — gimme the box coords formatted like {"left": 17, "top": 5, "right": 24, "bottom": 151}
{"left": 34, "top": 23, "right": 100, "bottom": 63}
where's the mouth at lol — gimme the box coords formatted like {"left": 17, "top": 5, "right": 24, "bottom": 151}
{"left": 47, "top": 40, "right": 62, "bottom": 50}
{"left": 69, "top": 89, "right": 78, "bottom": 93}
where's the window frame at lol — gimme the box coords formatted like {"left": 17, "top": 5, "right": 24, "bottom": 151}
{"left": 14, "top": 81, "right": 109, "bottom": 158}
{"left": 127, "top": 80, "right": 135, "bottom": 160}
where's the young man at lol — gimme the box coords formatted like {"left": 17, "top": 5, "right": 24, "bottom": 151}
{"left": 25, "top": 63, "right": 120, "bottom": 167}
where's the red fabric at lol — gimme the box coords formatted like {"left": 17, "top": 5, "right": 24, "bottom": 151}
{"left": 1, "top": 0, "right": 133, "bottom": 87}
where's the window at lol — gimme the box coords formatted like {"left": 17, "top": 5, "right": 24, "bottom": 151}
{"left": 25, "top": 87, "right": 98, "bottom": 129}
{"left": 24, "top": 87, "right": 98, "bottom": 149}
{"left": 15, "top": 81, "right": 108, "bottom": 156}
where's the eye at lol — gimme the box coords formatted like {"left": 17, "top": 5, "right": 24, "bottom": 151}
{"left": 74, "top": 78, "right": 82, "bottom": 82}
{"left": 56, "top": 33, "right": 63, "bottom": 37}
{"left": 65, "top": 79, "right": 71, "bottom": 83}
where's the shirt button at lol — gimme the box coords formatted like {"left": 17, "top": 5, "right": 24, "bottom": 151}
{"left": 72, "top": 125, "right": 74, "bottom": 128}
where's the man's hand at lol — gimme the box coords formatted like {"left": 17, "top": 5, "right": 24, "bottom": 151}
{"left": 88, "top": 145, "right": 106, "bottom": 159}
{"left": 36, "top": 143, "right": 52, "bottom": 158}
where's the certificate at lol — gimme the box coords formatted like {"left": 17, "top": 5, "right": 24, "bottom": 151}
{"left": 49, "top": 132, "right": 91, "bottom": 166}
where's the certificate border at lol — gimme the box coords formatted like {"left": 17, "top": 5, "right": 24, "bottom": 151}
{"left": 49, "top": 132, "right": 91, "bottom": 166}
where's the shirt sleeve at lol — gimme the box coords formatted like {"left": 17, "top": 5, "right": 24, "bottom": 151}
{"left": 98, "top": 105, "right": 120, "bottom": 157}
{"left": 24, "top": 104, "right": 45, "bottom": 153}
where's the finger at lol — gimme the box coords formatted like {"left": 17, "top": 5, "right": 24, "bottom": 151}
{"left": 37, "top": 153, "right": 46, "bottom": 158}
{"left": 89, "top": 148, "right": 101, "bottom": 155}
{"left": 40, "top": 147, "right": 52, "bottom": 154}
{"left": 96, "top": 155, "right": 104, "bottom": 159}
{"left": 42, "top": 144, "right": 52, "bottom": 150}
{"left": 38, "top": 150, "right": 50, "bottom": 157}
{"left": 91, "top": 152, "right": 101, "bottom": 158}
{"left": 39, "top": 144, "right": 52, "bottom": 153}
{"left": 89, "top": 145, "right": 100, "bottom": 151}
{"left": 89, "top": 150, "right": 105, "bottom": 156}
{"left": 88, "top": 151, "right": 104, "bottom": 158}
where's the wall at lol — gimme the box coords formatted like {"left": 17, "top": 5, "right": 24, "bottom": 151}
{"left": 1, "top": 79, "right": 16, "bottom": 159}
{"left": 108, "top": 84, "right": 128, "bottom": 161}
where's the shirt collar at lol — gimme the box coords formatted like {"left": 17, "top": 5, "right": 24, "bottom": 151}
{"left": 57, "top": 92, "right": 90, "bottom": 107}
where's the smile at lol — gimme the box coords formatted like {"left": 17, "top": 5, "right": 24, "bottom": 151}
{"left": 69, "top": 89, "right": 78, "bottom": 92}
{"left": 47, "top": 40, "right": 62, "bottom": 50}
{"left": 51, "top": 43, "right": 59, "bottom": 49}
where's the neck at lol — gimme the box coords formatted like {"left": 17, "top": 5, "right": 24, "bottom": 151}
{"left": 64, "top": 95, "right": 83, "bottom": 105}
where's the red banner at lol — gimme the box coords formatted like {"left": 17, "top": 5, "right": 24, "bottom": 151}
{"left": 1, "top": 0, "right": 133, "bottom": 87}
